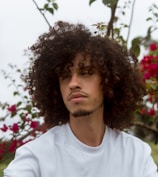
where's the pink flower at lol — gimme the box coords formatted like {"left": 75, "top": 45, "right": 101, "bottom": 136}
{"left": 7, "top": 105, "right": 17, "bottom": 113}
{"left": 0, "top": 124, "right": 8, "bottom": 132}
{"left": 149, "top": 43, "right": 157, "bottom": 51}
{"left": 30, "top": 121, "right": 39, "bottom": 129}
{"left": 10, "top": 123, "right": 19, "bottom": 133}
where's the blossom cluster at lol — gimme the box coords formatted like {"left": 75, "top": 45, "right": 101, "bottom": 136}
{"left": 0, "top": 103, "right": 45, "bottom": 160}
{"left": 140, "top": 42, "right": 158, "bottom": 119}
{"left": 141, "top": 43, "right": 158, "bottom": 79}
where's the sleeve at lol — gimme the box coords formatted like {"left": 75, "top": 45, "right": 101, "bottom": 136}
{"left": 3, "top": 146, "right": 40, "bottom": 177}
{"left": 143, "top": 143, "right": 158, "bottom": 177}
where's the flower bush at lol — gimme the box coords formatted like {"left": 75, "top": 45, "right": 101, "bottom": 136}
{"left": 0, "top": 65, "right": 46, "bottom": 161}
{"left": 134, "top": 42, "right": 158, "bottom": 142}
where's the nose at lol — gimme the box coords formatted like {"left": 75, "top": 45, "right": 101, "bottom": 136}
{"left": 69, "top": 74, "right": 81, "bottom": 90}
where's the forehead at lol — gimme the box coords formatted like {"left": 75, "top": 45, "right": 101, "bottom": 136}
{"left": 72, "top": 53, "right": 92, "bottom": 68}
{"left": 59, "top": 53, "right": 97, "bottom": 75}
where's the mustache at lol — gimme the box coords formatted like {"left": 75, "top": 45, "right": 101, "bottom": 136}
{"left": 67, "top": 91, "right": 88, "bottom": 101}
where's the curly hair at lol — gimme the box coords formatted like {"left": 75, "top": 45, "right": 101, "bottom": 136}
{"left": 28, "top": 21, "right": 146, "bottom": 130}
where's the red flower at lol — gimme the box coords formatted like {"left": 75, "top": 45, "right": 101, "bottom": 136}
{"left": 149, "top": 43, "right": 157, "bottom": 51}
{"left": 10, "top": 123, "right": 19, "bottom": 133}
{"left": 0, "top": 124, "right": 8, "bottom": 132}
{"left": 0, "top": 142, "right": 6, "bottom": 159}
{"left": 7, "top": 105, "right": 17, "bottom": 113}
{"left": 148, "top": 109, "right": 155, "bottom": 116}
{"left": 141, "top": 56, "right": 152, "bottom": 65}
{"left": 8, "top": 140, "right": 17, "bottom": 152}
{"left": 144, "top": 72, "right": 152, "bottom": 79}
{"left": 30, "top": 121, "right": 39, "bottom": 129}
{"left": 0, "top": 148, "right": 3, "bottom": 160}
{"left": 148, "top": 96, "right": 153, "bottom": 102}
{"left": 141, "top": 60, "right": 158, "bottom": 79}
{"left": 141, "top": 108, "right": 147, "bottom": 115}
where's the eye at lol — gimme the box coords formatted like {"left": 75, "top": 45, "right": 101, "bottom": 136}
{"left": 81, "top": 70, "right": 88, "bottom": 75}
{"left": 60, "top": 72, "right": 71, "bottom": 80}
{"left": 81, "top": 69, "right": 94, "bottom": 75}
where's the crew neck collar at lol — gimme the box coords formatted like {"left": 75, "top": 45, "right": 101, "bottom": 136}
{"left": 65, "top": 123, "right": 108, "bottom": 153}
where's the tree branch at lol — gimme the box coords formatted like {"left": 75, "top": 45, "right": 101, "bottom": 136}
{"left": 106, "top": 1, "right": 119, "bottom": 37}
{"left": 32, "top": 0, "right": 51, "bottom": 28}
{"left": 126, "top": 0, "right": 136, "bottom": 44}
{"left": 133, "top": 122, "right": 158, "bottom": 134}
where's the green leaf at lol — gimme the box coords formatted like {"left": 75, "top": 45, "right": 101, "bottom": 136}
{"left": 132, "top": 46, "right": 140, "bottom": 58}
{"left": 16, "top": 69, "right": 21, "bottom": 73}
{"left": 102, "top": 0, "right": 118, "bottom": 8}
{"left": 89, "top": 0, "right": 96, "bottom": 6}
{"left": 123, "top": 24, "right": 128, "bottom": 28}
{"left": 47, "top": 8, "right": 54, "bottom": 15}
{"left": 13, "top": 91, "right": 19, "bottom": 96}
{"left": 52, "top": 3, "right": 58, "bottom": 10}
{"left": 11, "top": 112, "right": 17, "bottom": 118}
{"left": 44, "top": 3, "right": 49, "bottom": 10}
{"left": 122, "top": 11, "right": 125, "bottom": 15}
{"left": 130, "top": 37, "right": 141, "bottom": 57}
{"left": 17, "top": 101, "right": 22, "bottom": 107}
{"left": 153, "top": 3, "right": 158, "bottom": 10}
{"left": 131, "top": 37, "right": 141, "bottom": 47}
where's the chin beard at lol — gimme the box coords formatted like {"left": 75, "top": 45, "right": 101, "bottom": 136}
{"left": 72, "top": 110, "right": 92, "bottom": 118}
{"left": 71, "top": 103, "right": 103, "bottom": 118}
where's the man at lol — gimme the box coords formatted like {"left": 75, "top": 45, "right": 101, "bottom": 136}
{"left": 4, "top": 21, "right": 158, "bottom": 177}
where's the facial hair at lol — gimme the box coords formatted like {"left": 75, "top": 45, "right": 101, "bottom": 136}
{"left": 71, "top": 103, "right": 103, "bottom": 118}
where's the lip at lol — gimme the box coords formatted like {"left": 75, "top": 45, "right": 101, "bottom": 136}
{"left": 68, "top": 92, "right": 87, "bottom": 102}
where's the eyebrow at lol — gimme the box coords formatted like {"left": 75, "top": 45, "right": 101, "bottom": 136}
{"left": 78, "top": 65, "right": 97, "bottom": 74}
{"left": 78, "top": 61, "right": 94, "bottom": 68}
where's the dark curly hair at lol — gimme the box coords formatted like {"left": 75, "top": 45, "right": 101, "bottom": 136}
{"left": 28, "top": 21, "right": 146, "bottom": 130}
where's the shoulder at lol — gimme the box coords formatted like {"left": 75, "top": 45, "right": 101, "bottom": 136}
{"left": 105, "top": 127, "right": 158, "bottom": 176}
{"left": 3, "top": 124, "right": 67, "bottom": 176}
{"left": 106, "top": 126, "right": 151, "bottom": 156}
{"left": 19, "top": 124, "right": 67, "bottom": 154}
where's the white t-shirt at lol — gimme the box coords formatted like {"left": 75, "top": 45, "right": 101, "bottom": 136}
{"left": 3, "top": 123, "right": 158, "bottom": 177}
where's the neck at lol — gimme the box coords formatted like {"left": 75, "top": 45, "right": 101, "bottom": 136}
{"left": 69, "top": 107, "right": 105, "bottom": 147}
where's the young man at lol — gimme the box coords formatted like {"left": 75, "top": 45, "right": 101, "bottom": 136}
{"left": 4, "top": 21, "right": 158, "bottom": 177}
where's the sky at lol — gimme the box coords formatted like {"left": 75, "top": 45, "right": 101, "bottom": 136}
{"left": 0, "top": 0, "right": 157, "bottom": 104}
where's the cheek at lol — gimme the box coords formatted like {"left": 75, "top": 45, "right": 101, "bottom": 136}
{"left": 59, "top": 84, "right": 64, "bottom": 97}
{"left": 59, "top": 84, "right": 67, "bottom": 101}
{"left": 96, "top": 83, "right": 104, "bottom": 99}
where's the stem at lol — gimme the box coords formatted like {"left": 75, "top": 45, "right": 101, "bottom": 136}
{"left": 32, "top": 0, "right": 51, "bottom": 28}
{"left": 106, "top": 0, "right": 119, "bottom": 37}
{"left": 126, "top": 0, "right": 136, "bottom": 44}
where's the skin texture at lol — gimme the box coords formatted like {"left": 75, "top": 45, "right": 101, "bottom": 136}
{"left": 59, "top": 53, "right": 104, "bottom": 119}
{"left": 59, "top": 54, "right": 105, "bottom": 146}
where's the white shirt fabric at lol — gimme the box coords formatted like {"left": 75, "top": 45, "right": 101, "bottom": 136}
{"left": 3, "top": 123, "right": 158, "bottom": 177}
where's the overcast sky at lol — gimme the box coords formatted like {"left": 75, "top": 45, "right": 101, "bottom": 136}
{"left": 0, "top": 0, "right": 157, "bottom": 103}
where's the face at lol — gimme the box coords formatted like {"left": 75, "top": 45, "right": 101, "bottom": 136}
{"left": 59, "top": 53, "right": 104, "bottom": 118}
